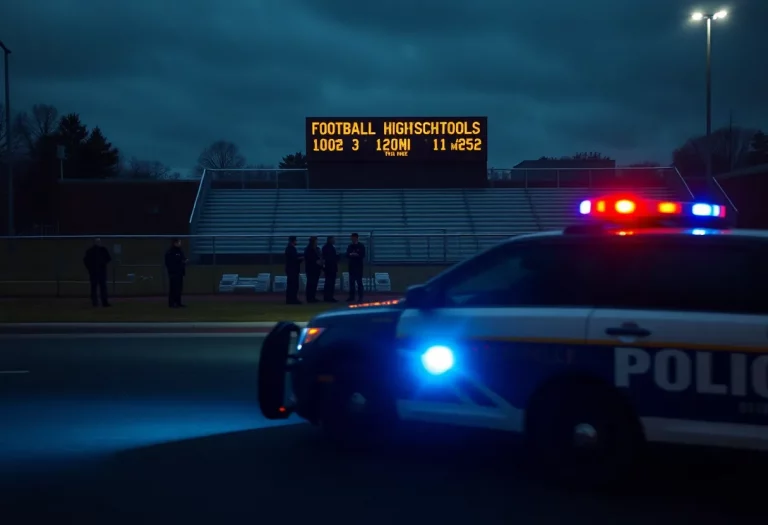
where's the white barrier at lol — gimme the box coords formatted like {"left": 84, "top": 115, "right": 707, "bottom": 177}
{"left": 218, "top": 273, "right": 272, "bottom": 293}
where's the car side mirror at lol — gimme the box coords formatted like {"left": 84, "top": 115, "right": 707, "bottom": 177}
{"left": 405, "top": 285, "right": 432, "bottom": 310}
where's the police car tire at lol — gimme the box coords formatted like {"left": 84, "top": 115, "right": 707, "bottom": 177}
{"left": 258, "top": 354, "right": 288, "bottom": 419}
{"left": 257, "top": 323, "right": 292, "bottom": 420}
{"left": 525, "top": 381, "right": 642, "bottom": 486}
{"left": 318, "top": 380, "right": 396, "bottom": 445}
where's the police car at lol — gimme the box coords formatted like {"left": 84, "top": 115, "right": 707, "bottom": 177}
{"left": 258, "top": 195, "right": 768, "bottom": 481}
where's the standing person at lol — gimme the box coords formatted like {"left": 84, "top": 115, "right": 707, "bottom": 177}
{"left": 346, "top": 232, "right": 366, "bottom": 303}
{"left": 165, "top": 238, "right": 188, "bottom": 308}
{"left": 322, "top": 236, "right": 338, "bottom": 303}
{"left": 284, "top": 236, "right": 303, "bottom": 304}
{"left": 83, "top": 238, "right": 111, "bottom": 307}
{"left": 303, "top": 236, "right": 322, "bottom": 303}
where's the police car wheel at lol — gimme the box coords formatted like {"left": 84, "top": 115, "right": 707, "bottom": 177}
{"left": 526, "top": 381, "right": 642, "bottom": 485}
{"left": 257, "top": 322, "right": 295, "bottom": 420}
{"left": 318, "top": 382, "right": 395, "bottom": 445}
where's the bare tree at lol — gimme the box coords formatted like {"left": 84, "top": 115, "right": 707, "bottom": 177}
{"left": 673, "top": 126, "right": 758, "bottom": 176}
{"left": 14, "top": 103, "right": 59, "bottom": 154}
{"left": 0, "top": 104, "right": 26, "bottom": 159}
{"left": 570, "top": 152, "right": 614, "bottom": 161}
{"left": 196, "top": 140, "right": 246, "bottom": 174}
{"left": 125, "top": 157, "right": 173, "bottom": 179}
{"left": 243, "top": 163, "right": 280, "bottom": 181}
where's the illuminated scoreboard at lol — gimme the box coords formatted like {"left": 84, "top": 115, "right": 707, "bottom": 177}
{"left": 305, "top": 117, "right": 488, "bottom": 163}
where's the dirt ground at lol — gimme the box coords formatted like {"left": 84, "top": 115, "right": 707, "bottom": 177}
{"left": 0, "top": 293, "right": 401, "bottom": 323}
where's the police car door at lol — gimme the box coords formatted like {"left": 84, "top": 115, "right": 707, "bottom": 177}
{"left": 395, "top": 236, "right": 599, "bottom": 433}
{"left": 587, "top": 234, "right": 768, "bottom": 451}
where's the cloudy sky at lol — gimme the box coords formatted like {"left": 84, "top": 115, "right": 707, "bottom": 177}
{"left": 2, "top": 0, "right": 767, "bottom": 172}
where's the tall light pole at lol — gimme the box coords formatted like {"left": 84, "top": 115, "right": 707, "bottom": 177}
{"left": 691, "top": 10, "right": 727, "bottom": 182}
{"left": 0, "top": 40, "right": 11, "bottom": 236}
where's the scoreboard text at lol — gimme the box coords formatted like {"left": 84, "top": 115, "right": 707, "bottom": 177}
{"left": 305, "top": 117, "right": 488, "bottom": 162}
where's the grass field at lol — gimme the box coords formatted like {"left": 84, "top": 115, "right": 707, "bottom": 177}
{"left": 0, "top": 297, "right": 344, "bottom": 323}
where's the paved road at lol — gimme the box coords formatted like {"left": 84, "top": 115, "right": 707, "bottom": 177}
{"left": 0, "top": 334, "right": 765, "bottom": 525}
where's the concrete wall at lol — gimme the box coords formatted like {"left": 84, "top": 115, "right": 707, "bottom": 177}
{"left": 57, "top": 180, "right": 199, "bottom": 235}
{"left": 718, "top": 165, "right": 768, "bottom": 229}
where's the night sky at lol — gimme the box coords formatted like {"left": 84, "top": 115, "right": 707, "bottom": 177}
{"left": 2, "top": 1, "right": 766, "bottom": 172}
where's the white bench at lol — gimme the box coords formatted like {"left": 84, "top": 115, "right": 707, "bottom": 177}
{"left": 274, "top": 275, "right": 342, "bottom": 293}
{"left": 374, "top": 272, "right": 392, "bottom": 292}
{"left": 256, "top": 273, "right": 271, "bottom": 292}
{"left": 219, "top": 273, "right": 271, "bottom": 293}
{"left": 273, "top": 275, "right": 287, "bottom": 292}
{"left": 342, "top": 272, "right": 390, "bottom": 291}
{"left": 219, "top": 273, "right": 239, "bottom": 293}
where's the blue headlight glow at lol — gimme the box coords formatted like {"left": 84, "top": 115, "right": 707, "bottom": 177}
{"left": 297, "top": 328, "right": 308, "bottom": 351}
{"left": 296, "top": 327, "right": 324, "bottom": 351}
{"left": 421, "top": 345, "right": 455, "bottom": 375}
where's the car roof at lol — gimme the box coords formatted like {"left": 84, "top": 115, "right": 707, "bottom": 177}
{"left": 509, "top": 228, "right": 768, "bottom": 242}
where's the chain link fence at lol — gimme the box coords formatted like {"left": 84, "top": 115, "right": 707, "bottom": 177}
{"left": 0, "top": 233, "right": 512, "bottom": 297}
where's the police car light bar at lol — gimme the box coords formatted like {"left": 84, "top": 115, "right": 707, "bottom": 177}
{"left": 578, "top": 196, "right": 726, "bottom": 219}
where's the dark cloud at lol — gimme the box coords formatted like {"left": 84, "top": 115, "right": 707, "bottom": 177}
{"left": 1, "top": 0, "right": 766, "bottom": 171}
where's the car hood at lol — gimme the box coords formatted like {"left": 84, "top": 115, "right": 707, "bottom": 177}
{"left": 311, "top": 299, "right": 405, "bottom": 324}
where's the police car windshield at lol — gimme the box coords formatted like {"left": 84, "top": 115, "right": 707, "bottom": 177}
{"left": 422, "top": 236, "right": 534, "bottom": 288}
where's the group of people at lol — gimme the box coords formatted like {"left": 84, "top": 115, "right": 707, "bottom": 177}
{"left": 84, "top": 233, "right": 366, "bottom": 308}
{"left": 83, "top": 237, "right": 188, "bottom": 308}
{"left": 284, "top": 233, "right": 366, "bottom": 304}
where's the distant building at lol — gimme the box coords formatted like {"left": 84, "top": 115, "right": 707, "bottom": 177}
{"left": 514, "top": 158, "right": 616, "bottom": 170}
{"left": 497, "top": 158, "right": 619, "bottom": 188}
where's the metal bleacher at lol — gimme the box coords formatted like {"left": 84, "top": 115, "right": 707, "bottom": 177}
{"left": 403, "top": 189, "right": 472, "bottom": 261}
{"left": 271, "top": 190, "right": 342, "bottom": 251}
{"left": 194, "top": 189, "right": 278, "bottom": 254}
{"left": 340, "top": 190, "right": 407, "bottom": 261}
{"left": 192, "top": 186, "right": 684, "bottom": 262}
{"left": 465, "top": 189, "right": 537, "bottom": 252}
{"left": 528, "top": 187, "right": 680, "bottom": 230}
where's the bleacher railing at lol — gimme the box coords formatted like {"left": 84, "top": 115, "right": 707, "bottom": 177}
{"left": 0, "top": 232, "right": 516, "bottom": 297}
{"left": 190, "top": 166, "right": 692, "bottom": 194}
{"left": 488, "top": 166, "right": 693, "bottom": 195}
{"left": 713, "top": 177, "right": 739, "bottom": 214}
{"left": 188, "top": 168, "right": 211, "bottom": 233}
{"left": 188, "top": 168, "right": 311, "bottom": 234}
{"left": 208, "top": 168, "right": 310, "bottom": 190}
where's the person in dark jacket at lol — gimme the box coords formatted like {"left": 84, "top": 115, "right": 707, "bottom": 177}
{"left": 346, "top": 232, "right": 365, "bottom": 302}
{"left": 303, "top": 236, "right": 322, "bottom": 303}
{"left": 83, "top": 238, "right": 111, "bottom": 307}
{"left": 165, "top": 238, "right": 188, "bottom": 308}
{"left": 321, "top": 236, "right": 338, "bottom": 302}
{"left": 284, "top": 236, "right": 303, "bottom": 304}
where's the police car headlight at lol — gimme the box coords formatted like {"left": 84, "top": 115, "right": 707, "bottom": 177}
{"left": 297, "top": 327, "right": 325, "bottom": 351}
{"left": 421, "top": 345, "right": 455, "bottom": 375}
